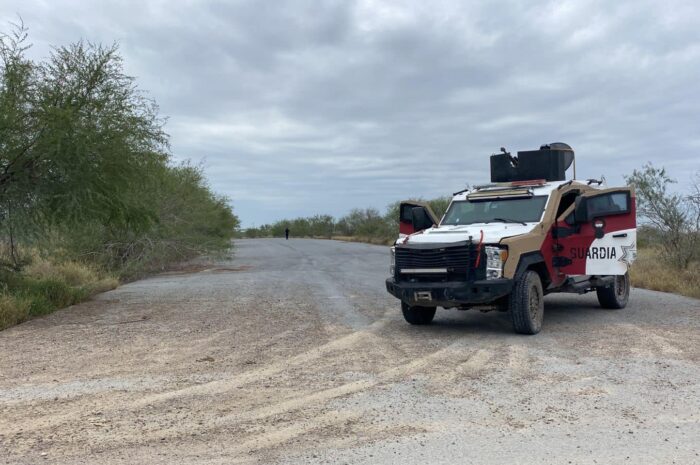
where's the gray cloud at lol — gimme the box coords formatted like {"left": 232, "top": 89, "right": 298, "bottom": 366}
{"left": 3, "top": 0, "right": 699, "bottom": 226}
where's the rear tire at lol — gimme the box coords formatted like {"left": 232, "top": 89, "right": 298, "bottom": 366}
{"left": 401, "top": 302, "right": 436, "bottom": 325}
{"left": 596, "top": 272, "right": 630, "bottom": 309}
{"left": 509, "top": 270, "right": 544, "bottom": 335}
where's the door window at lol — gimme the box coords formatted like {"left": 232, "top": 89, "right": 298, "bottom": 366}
{"left": 557, "top": 190, "right": 579, "bottom": 217}
{"left": 587, "top": 192, "right": 630, "bottom": 217}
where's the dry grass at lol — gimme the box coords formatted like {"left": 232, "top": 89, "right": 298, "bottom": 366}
{"left": 24, "top": 257, "right": 120, "bottom": 295}
{"left": 630, "top": 248, "right": 700, "bottom": 299}
{"left": 26, "top": 259, "right": 96, "bottom": 286}
{"left": 1, "top": 257, "right": 119, "bottom": 331}
{"left": 89, "top": 276, "right": 121, "bottom": 294}
{"left": 0, "top": 295, "right": 32, "bottom": 330}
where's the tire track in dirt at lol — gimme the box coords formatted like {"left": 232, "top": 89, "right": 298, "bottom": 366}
{"left": 6, "top": 335, "right": 472, "bottom": 456}
{"left": 231, "top": 340, "right": 545, "bottom": 458}
{"left": 132, "top": 320, "right": 392, "bottom": 408}
{"left": 215, "top": 339, "right": 469, "bottom": 427}
{"left": 0, "top": 325, "right": 391, "bottom": 439}
{"left": 181, "top": 340, "right": 477, "bottom": 459}
{"left": 425, "top": 348, "right": 495, "bottom": 388}
{"left": 230, "top": 410, "right": 364, "bottom": 459}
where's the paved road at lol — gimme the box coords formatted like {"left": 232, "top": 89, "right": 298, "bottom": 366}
{"left": 1, "top": 239, "right": 699, "bottom": 464}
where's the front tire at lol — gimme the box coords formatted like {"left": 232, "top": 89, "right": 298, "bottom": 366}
{"left": 509, "top": 270, "right": 544, "bottom": 335}
{"left": 401, "top": 302, "right": 436, "bottom": 325}
{"left": 596, "top": 272, "right": 630, "bottom": 309}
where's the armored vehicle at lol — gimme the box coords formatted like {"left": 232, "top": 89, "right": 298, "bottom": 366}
{"left": 386, "top": 143, "right": 637, "bottom": 334}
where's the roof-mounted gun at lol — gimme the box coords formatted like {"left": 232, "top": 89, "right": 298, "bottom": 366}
{"left": 490, "top": 142, "right": 575, "bottom": 183}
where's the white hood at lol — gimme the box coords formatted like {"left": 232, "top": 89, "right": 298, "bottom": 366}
{"left": 398, "top": 222, "right": 537, "bottom": 245}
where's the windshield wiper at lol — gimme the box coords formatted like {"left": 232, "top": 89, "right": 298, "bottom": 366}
{"left": 491, "top": 217, "right": 527, "bottom": 226}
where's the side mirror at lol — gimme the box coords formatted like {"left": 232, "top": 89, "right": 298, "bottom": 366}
{"left": 574, "top": 197, "right": 589, "bottom": 223}
{"left": 411, "top": 207, "right": 436, "bottom": 231}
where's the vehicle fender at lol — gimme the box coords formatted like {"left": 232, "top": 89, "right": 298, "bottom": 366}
{"left": 512, "top": 251, "right": 549, "bottom": 284}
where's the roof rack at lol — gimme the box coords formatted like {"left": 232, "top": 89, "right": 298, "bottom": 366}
{"left": 472, "top": 179, "right": 546, "bottom": 192}
{"left": 511, "top": 179, "right": 546, "bottom": 187}
{"left": 467, "top": 187, "right": 534, "bottom": 201}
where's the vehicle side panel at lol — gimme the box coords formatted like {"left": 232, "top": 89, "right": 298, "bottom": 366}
{"left": 502, "top": 183, "right": 591, "bottom": 282}
{"left": 553, "top": 189, "right": 636, "bottom": 277}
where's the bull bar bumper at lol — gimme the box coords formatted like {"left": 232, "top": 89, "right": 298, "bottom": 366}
{"left": 385, "top": 277, "right": 514, "bottom": 306}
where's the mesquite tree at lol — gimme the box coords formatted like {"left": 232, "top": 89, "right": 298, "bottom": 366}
{"left": 625, "top": 164, "right": 700, "bottom": 268}
{"left": 0, "top": 23, "right": 237, "bottom": 272}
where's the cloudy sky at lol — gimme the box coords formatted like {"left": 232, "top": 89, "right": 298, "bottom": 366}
{"left": 2, "top": 0, "right": 699, "bottom": 227}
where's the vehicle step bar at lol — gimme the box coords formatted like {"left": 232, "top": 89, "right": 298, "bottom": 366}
{"left": 563, "top": 276, "right": 616, "bottom": 294}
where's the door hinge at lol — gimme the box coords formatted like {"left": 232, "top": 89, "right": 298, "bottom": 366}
{"left": 552, "top": 256, "right": 572, "bottom": 268}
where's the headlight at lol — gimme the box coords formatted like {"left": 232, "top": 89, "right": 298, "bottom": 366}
{"left": 390, "top": 246, "right": 395, "bottom": 276}
{"left": 484, "top": 246, "right": 508, "bottom": 280}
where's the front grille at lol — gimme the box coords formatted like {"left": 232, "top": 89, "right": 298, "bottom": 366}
{"left": 395, "top": 242, "right": 482, "bottom": 281}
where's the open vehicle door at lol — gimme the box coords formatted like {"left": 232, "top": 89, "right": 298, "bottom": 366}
{"left": 551, "top": 188, "right": 636, "bottom": 278}
{"left": 399, "top": 201, "right": 439, "bottom": 235}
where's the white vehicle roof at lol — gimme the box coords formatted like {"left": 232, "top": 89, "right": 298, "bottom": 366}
{"left": 451, "top": 179, "right": 597, "bottom": 202}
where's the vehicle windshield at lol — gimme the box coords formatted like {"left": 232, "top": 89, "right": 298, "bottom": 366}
{"left": 441, "top": 195, "right": 548, "bottom": 226}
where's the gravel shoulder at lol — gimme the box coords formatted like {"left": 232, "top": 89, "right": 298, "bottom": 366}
{"left": 0, "top": 238, "right": 698, "bottom": 464}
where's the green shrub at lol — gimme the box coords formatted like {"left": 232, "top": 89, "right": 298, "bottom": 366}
{"left": 0, "top": 25, "right": 237, "bottom": 330}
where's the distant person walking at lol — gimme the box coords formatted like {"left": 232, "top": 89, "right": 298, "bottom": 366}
{"left": 285, "top": 227, "right": 290, "bottom": 240}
